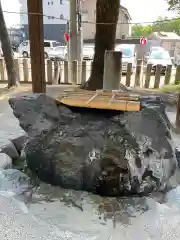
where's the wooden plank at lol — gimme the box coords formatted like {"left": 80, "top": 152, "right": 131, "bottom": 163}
{"left": 144, "top": 63, "right": 152, "bottom": 88}
{"left": 164, "top": 64, "right": 172, "bottom": 85}
{"left": 134, "top": 59, "right": 142, "bottom": 87}
{"left": 126, "top": 63, "right": 132, "bottom": 87}
{"left": 61, "top": 90, "right": 139, "bottom": 97}
{"left": 154, "top": 64, "right": 161, "bottom": 88}
{"left": 23, "top": 58, "right": 29, "bottom": 82}
{"left": 60, "top": 98, "right": 140, "bottom": 111}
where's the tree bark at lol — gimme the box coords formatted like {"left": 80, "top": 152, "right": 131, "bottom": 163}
{"left": 81, "top": 0, "right": 120, "bottom": 90}
{"left": 0, "top": 0, "right": 19, "bottom": 88}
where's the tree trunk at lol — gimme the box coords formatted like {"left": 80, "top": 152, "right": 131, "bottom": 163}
{"left": 81, "top": 0, "right": 120, "bottom": 90}
{"left": 0, "top": 0, "right": 19, "bottom": 88}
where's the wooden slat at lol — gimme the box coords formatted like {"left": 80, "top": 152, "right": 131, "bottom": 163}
{"left": 60, "top": 98, "right": 140, "bottom": 111}
{"left": 57, "top": 90, "right": 140, "bottom": 112}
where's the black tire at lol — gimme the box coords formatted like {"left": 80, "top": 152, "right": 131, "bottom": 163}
{"left": 44, "top": 52, "right": 48, "bottom": 58}
{"left": 22, "top": 51, "right": 28, "bottom": 58}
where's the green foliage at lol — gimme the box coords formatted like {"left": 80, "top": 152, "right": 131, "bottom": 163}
{"left": 160, "top": 83, "right": 180, "bottom": 93}
{"left": 132, "top": 25, "right": 153, "bottom": 37}
{"left": 167, "top": 0, "right": 180, "bottom": 12}
{"left": 132, "top": 17, "right": 180, "bottom": 37}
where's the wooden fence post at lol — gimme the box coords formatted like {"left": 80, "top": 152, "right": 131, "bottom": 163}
{"left": 23, "top": 58, "right": 29, "bottom": 82}
{"left": 71, "top": 60, "right": 78, "bottom": 85}
{"left": 14, "top": 58, "right": 20, "bottom": 82}
{"left": 103, "top": 50, "right": 122, "bottom": 90}
{"left": 64, "top": 60, "right": 69, "bottom": 84}
{"left": 134, "top": 59, "right": 142, "bottom": 87}
{"left": 59, "top": 61, "right": 64, "bottom": 84}
{"left": 175, "top": 65, "right": 180, "bottom": 85}
{"left": 81, "top": 61, "right": 86, "bottom": 85}
{"left": 0, "top": 59, "right": 5, "bottom": 81}
{"left": 164, "top": 64, "right": 172, "bottom": 85}
{"left": 144, "top": 63, "right": 152, "bottom": 88}
{"left": 47, "top": 59, "right": 53, "bottom": 84}
{"left": 53, "top": 60, "right": 60, "bottom": 84}
{"left": 126, "top": 63, "right": 132, "bottom": 87}
{"left": 154, "top": 65, "right": 161, "bottom": 88}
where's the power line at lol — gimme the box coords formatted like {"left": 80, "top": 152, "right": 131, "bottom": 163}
{"left": 2, "top": 10, "right": 180, "bottom": 25}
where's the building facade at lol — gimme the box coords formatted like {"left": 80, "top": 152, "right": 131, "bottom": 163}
{"left": 147, "top": 32, "right": 180, "bottom": 57}
{"left": 81, "top": 0, "right": 132, "bottom": 40}
{"left": 18, "top": 0, "right": 131, "bottom": 42}
{"left": 19, "top": 0, "right": 69, "bottom": 42}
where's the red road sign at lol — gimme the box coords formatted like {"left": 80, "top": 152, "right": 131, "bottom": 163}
{"left": 140, "top": 36, "right": 147, "bottom": 45}
{"left": 64, "top": 32, "right": 70, "bottom": 41}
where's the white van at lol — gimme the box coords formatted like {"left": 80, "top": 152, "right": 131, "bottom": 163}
{"left": 115, "top": 44, "right": 136, "bottom": 74}
{"left": 18, "top": 40, "right": 62, "bottom": 58}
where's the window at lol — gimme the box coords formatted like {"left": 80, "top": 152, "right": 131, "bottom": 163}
{"left": 52, "top": 42, "right": 62, "bottom": 47}
{"left": 44, "top": 42, "right": 51, "bottom": 47}
{"left": 60, "top": 0, "right": 63, "bottom": 4}
{"left": 60, "top": 14, "right": 64, "bottom": 19}
{"left": 21, "top": 41, "right": 28, "bottom": 46}
{"left": 116, "top": 47, "right": 133, "bottom": 58}
{"left": 48, "top": 16, "right": 54, "bottom": 19}
{"left": 150, "top": 51, "right": 170, "bottom": 60}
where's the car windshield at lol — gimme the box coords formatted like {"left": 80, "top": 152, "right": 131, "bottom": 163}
{"left": 151, "top": 47, "right": 163, "bottom": 52}
{"left": 116, "top": 47, "right": 134, "bottom": 58}
{"left": 150, "top": 51, "right": 170, "bottom": 60}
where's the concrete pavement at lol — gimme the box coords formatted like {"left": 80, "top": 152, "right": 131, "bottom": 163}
{"left": 0, "top": 84, "right": 77, "bottom": 139}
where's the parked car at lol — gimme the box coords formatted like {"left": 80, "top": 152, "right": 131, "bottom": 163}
{"left": 1, "top": 49, "right": 20, "bottom": 58}
{"left": 18, "top": 40, "right": 63, "bottom": 58}
{"left": 147, "top": 50, "right": 172, "bottom": 74}
{"left": 115, "top": 44, "right": 136, "bottom": 74}
{"left": 144, "top": 46, "right": 165, "bottom": 63}
{"left": 48, "top": 46, "right": 67, "bottom": 61}
{"left": 83, "top": 45, "right": 94, "bottom": 60}
{"left": 13, "top": 51, "right": 20, "bottom": 58}
{"left": 150, "top": 46, "right": 165, "bottom": 52}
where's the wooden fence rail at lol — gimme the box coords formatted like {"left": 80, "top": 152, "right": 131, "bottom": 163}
{"left": 0, "top": 58, "right": 179, "bottom": 89}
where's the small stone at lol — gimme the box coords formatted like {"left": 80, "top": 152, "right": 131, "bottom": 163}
{"left": 0, "top": 153, "right": 12, "bottom": 169}
{"left": 11, "top": 134, "right": 28, "bottom": 154}
{"left": 0, "top": 138, "right": 19, "bottom": 160}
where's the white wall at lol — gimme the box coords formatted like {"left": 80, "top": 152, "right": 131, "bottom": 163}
{"left": 19, "top": 0, "right": 69, "bottom": 25}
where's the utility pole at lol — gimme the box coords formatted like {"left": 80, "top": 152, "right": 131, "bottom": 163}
{"left": 27, "top": 0, "right": 46, "bottom": 93}
{"left": 69, "top": 0, "right": 78, "bottom": 61}
{"left": 77, "top": 0, "right": 83, "bottom": 83}
{"left": 77, "top": 0, "right": 83, "bottom": 62}
{"left": 66, "top": 21, "right": 70, "bottom": 60}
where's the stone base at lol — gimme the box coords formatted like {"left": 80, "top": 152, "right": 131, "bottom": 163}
{"left": 9, "top": 94, "right": 178, "bottom": 196}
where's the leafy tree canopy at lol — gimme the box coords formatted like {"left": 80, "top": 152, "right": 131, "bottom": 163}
{"left": 167, "top": 0, "right": 180, "bottom": 12}
{"left": 132, "top": 16, "right": 180, "bottom": 37}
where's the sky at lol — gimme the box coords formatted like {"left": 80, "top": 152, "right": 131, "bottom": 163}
{"left": 121, "top": 0, "right": 175, "bottom": 24}
{"left": 1, "top": 0, "right": 177, "bottom": 27}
